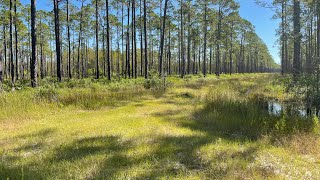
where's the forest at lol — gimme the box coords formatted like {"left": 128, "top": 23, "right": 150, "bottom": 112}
{"left": 0, "top": 0, "right": 319, "bottom": 179}
{"left": 0, "top": 0, "right": 278, "bottom": 85}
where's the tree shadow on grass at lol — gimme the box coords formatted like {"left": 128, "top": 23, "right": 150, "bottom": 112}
{"left": 133, "top": 94, "right": 315, "bottom": 178}
{"left": 53, "top": 136, "right": 131, "bottom": 163}
{"left": 134, "top": 135, "right": 216, "bottom": 178}
{"left": 1, "top": 134, "right": 135, "bottom": 179}
{"left": 52, "top": 135, "right": 135, "bottom": 179}
{"left": 0, "top": 128, "right": 56, "bottom": 179}
{"left": 2, "top": 90, "right": 314, "bottom": 179}
{"left": 51, "top": 90, "right": 313, "bottom": 179}
{"left": 124, "top": 101, "right": 264, "bottom": 178}
{"left": 131, "top": 134, "right": 260, "bottom": 179}
{"left": 12, "top": 128, "right": 56, "bottom": 140}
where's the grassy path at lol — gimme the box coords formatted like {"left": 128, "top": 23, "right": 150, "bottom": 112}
{"left": 0, "top": 74, "right": 319, "bottom": 179}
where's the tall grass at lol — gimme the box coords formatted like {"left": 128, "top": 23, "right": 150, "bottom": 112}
{"left": 0, "top": 75, "right": 171, "bottom": 123}
{"left": 197, "top": 79, "right": 318, "bottom": 139}
{"left": 1, "top": 74, "right": 320, "bottom": 179}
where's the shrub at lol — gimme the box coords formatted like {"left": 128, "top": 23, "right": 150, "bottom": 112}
{"left": 34, "top": 86, "right": 58, "bottom": 102}
{"left": 64, "top": 79, "right": 80, "bottom": 88}
{"left": 40, "top": 77, "right": 59, "bottom": 86}
{"left": 183, "top": 74, "right": 193, "bottom": 81}
{"left": 144, "top": 70, "right": 166, "bottom": 90}
{"left": 14, "top": 79, "right": 30, "bottom": 90}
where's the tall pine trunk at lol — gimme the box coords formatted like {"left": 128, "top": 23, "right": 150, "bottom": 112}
{"left": 143, "top": 0, "right": 148, "bottom": 78}
{"left": 95, "top": 0, "right": 99, "bottom": 79}
{"left": 293, "top": 0, "right": 301, "bottom": 78}
{"left": 14, "top": 0, "right": 18, "bottom": 81}
{"left": 67, "top": 0, "right": 71, "bottom": 79}
{"left": 127, "top": 0, "right": 131, "bottom": 78}
{"left": 159, "top": 0, "right": 168, "bottom": 77}
{"left": 10, "top": 0, "right": 14, "bottom": 85}
{"left": 54, "top": 0, "right": 61, "bottom": 81}
{"left": 230, "top": 22, "right": 234, "bottom": 75}
{"left": 203, "top": 1, "right": 207, "bottom": 76}
{"left": 30, "top": 0, "right": 37, "bottom": 87}
{"left": 106, "top": 0, "right": 111, "bottom": 80}
{"left": 77, "top": 1, "right": 84, "bottom": 78}
{"left": 216, "top": 6, "right": 221, "bottom": 76}
{"left": 180, "top": 2, "right": 185, "bottom": 78}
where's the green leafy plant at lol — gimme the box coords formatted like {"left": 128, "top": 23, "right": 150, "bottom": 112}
{"left": 143, "top": 70, "right": 166, "bottom": 90}
{"left": 35, "top": 86, "right": 58, "bottom": 102}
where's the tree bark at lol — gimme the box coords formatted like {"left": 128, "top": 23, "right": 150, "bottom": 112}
{"left": 40, "top": 15, "right": 44, "bottom": 79}
{"left": 10, "top": 0, "right": 14, "bottom": 84}
{"left": 132, "top": 0, "right": 137, "bottom": 78}
{"left": 180, "top": 2, "right": 185, "bottom": 78}
{"left": 216, "top": 6, "right": 221, "bottom": 76}
{"left": 67, "top": 0, "right": 72, "bottom": 79}
{"left": 95, "top": 0, "right": 99, "bottom": 79}
{"left": 187, "top": 1, "right": 191, "bottom": 74}
{"left": 281, "top": 0, "right": 285, "bottom": 75}
{"left": 77, "top": 4, "right": 83, "bottom": 78}
{"left": 31, "top": 0, "right": 37, "bottom": 87}
{"left": 143, "top": 0, "right": 148, "bottom": 78}
{"left": 106, "top": 0, "right": 111, "bottom": 80}
{"left": 139, "top": 0, "right": 143, "bottom": 76}
{"left": 293, "top": 0, "right": 301, "bottom": 78}
{"left": 127, "top": 0, "right": 131, "bottom": 78}
{"left": 203, "top": 1, "right": 207, "bottom": 76}
{"left": 159, "top": 0, "right": 168, "bottom": 77}
{"left": 54, "top": 0, "right": 61, "bottom": 81}
{"left": 3, "top": 26, "right": 7, "bottom": 79}
{"left": 14, "top": 0, "right": 18, "bottom": 81}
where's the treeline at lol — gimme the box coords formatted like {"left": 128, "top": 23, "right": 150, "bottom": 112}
{"left": 0, "top": 0, "right": 277, "bottom": 87}
{"left": 271, "top": 0, "right": 320, "bottom": 75}
{"left": 270, "top": 0, "right": 320, "bottom": 113}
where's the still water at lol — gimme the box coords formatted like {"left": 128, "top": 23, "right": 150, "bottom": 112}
{"left": 267, "top": 101, "right": 312, "bottom": 117}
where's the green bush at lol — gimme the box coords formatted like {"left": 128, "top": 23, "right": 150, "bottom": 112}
{"left": 40, "top": 77, "right": 59, "bottom": 86}
{"left": 143, "top": 70, "right": 166, "bottom": 90}
{"left": 183, "top": 74, "right": 193, "bottom": 81}
{"left": 34, "top": 86, "right": 58, "bottom": 102}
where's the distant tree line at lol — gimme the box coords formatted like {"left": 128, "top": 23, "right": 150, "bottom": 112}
{"left": 267, "top": 0, "right": 320, "bottom": 76}
{"left": 267, "top": 0, "right": 320, "bottom": 114}
{"left": 0, "top": 0, "right": 277, "bottom": 87}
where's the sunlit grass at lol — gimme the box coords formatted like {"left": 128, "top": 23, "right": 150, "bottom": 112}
{"left": 0, "top": 73, "right": 319, "bottom": 179}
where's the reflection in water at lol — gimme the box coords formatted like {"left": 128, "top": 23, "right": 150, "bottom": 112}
{"left": 268, "top": 101, "right": 282, "bottom": 116}
{"left": 267, "top": 101, "right": 314, "bottom": 117}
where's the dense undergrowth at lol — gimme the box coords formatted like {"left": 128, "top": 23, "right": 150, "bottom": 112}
{"left": 0, "top": 73, "right": 319, "bottom": 179}
{"left": 203, "top": 78, "right": 318, "bottom": 138}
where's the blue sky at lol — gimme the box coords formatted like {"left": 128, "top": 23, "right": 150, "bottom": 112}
{"left": 21, "top": 0, "right": 280, "bottom": 64}
{"left": 237, "top": 0, "right": 280, "bottom": 64}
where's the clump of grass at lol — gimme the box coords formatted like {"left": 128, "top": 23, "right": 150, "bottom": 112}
{"left": 179, "top": 92, "right": 195, "bottom": 99}
{"left": 34, "top": 86, "right": 58, "bottom": 102}
{"left": 143, "top": 71, "right": 168, "bottom": 90}
{"left": 28, "top": 77, "right": 156, "bottom": 109}
{"left": 0, "top": 90, "right": 55, "bottom": 124}
{"left": 184, "top": 77, "right": 214, "bottom": 90}
{"left": 284, "top": 132, "right": 320, "bottom": 156}
{"left": 196, "top": 79, "right": 319, "bottom": 139}
{"left": 58, "top": 85, "right": 146, "bottom": 109}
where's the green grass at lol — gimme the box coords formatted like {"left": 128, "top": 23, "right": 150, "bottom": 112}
{"left": 0, "top": 73, "right": 319, "bottom": 179}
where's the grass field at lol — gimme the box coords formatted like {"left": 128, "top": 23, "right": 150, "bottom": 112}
{"left": 0, "top": 74, "right": 319, "bottom": 179}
